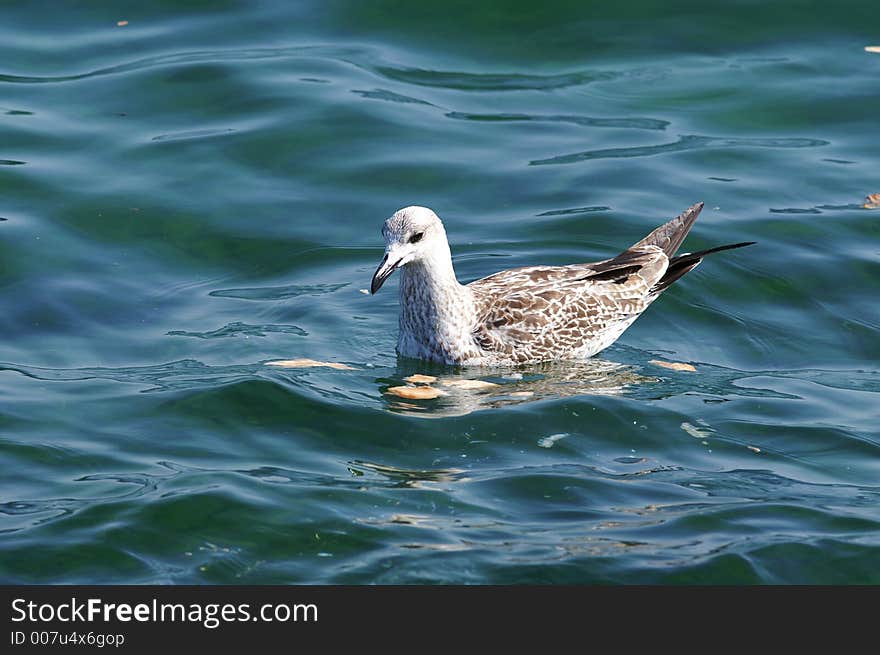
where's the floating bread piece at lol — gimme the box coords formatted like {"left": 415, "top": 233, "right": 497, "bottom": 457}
{"left": 747, "top": 445, "right": 762, "bottom": 453}
{"left": 404, "top": 374, "right": 437, "bottom": 384}
{"left": 440, "top": 379, "right": 499, "bottom": 390}
{"left": 863, "top": 193, "right": 880, "bottom": 209}
{"left": 649, "top": 359, "right": 697, "bottom": 372}
{"left": 385, "top": 385, "right": 445, "bottom": 399}
{"left": 266, "top": 358, "right": 355, "bottom": 370}
{"left": 508, "top": 391, "right": 535, "bottom": 398}
{"left": 866, "top": 46, "right": 880, "bottom": 53}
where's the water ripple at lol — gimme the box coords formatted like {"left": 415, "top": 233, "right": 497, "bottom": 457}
{"left": 352, "top": 88, "right": 435, "bottom": 106}
{"left": 446, "top": 111, "right": 668, "bottom": 130}
{"left": 167, "top": 322, "right": 308, "bottom": 339}
{"left": 1, "top": 359, "right": 263, "bottom": 393}
{"left": 151, "top": 128, "right": 237, "bottom": 142}
{"left": 3, "top": 349, "right": 874, "bottom": 408}
{"left": 530, "top": 134, "right": 830, "bottom": 166}
{"left": 209, "top": 282, "right": 348, "bottom": 301}
{"left": 771, "top": 203, "right": 865, "bottom": 214}
{"left": 0, "top": 358, "right": 365, "bottom": 395}
{"left": 0, "top": 465, "right": 181, "bottom": 532}
{"left": 0, "top": 44, "right": 609, "bottom": 94}
{"left": 0, "top": 45, "right": 365, "bottom": 84}
{"left": 536, "top": 206, "right": 611, "bottom": 217}
{"left": 348, "top": 460, "right": 468, "bottom": 487}
{"left": 668, "top": 469, "right": 880, "bottom": 511}
{"left": 369, "top": 66, "right": 614, "bottom": 91}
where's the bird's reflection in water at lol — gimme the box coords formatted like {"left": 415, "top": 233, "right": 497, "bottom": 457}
{"left": 379, "top": 356, "right": 659, "bottom": 418}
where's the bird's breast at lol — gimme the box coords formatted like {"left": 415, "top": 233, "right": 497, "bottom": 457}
{"left": 397, "top": 271, "right": 480, "bottom": 364}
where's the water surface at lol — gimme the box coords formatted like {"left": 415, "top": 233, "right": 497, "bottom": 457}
{"left": 1, "top": 1, "right": 878, "bottom": 583}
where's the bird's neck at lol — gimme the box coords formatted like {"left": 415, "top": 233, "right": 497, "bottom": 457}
{"left": 397, "top": 247, "right": 479, "bottom": 363}
{"left": 400, "top": 244, "right": 461, "bottom": 296}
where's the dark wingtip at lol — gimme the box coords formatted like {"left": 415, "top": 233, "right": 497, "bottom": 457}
{"left": 632, "top": 202, "right": 705, "bottom": 257}
{"left": 650, "top": 240, "right": 755, "bottom": 295}
{"left": 700, "top": 241, "right": 756, "bottom": 255}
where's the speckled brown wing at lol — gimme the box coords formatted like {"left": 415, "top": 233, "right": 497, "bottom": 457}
{"left": 467, "top": 245, "right": 670, "bottom": 362}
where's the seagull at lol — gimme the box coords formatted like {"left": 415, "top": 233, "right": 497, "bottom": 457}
{"left": 370, "top": 203, "right": 753, "bottom": 366}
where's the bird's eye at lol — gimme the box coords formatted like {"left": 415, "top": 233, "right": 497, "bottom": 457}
{"left": 409, "top": 231, "right": 424, "bottom": 244}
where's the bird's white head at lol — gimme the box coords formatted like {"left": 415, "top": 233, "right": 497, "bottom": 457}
{"left": 371, "top": 206, "right": 449, "bottom": 294}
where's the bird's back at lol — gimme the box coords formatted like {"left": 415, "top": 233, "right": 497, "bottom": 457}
{"left": 464, "top": 203, "right": 710, "bottom": 364}
{"left": 467, "top": 246, "right": 670, "bottom": 363}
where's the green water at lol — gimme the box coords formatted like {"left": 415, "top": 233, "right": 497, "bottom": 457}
{"left": 1, "top": 1, "right": 879, "bottom": 584}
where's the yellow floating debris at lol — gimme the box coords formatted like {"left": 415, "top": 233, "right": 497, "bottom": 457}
{"left": 404, "top": 374, "right": 438, "bottom": 384}
{"left": 649, "top": 360, "right": 697, "bottom": 372}
{"left": 863, "top": 193, "right": 880, "bottom": 209}
{"left": 865, "top": 46, "right": 880, "bottom": 53}
{"left": 385, "top": 385, "right": 445, "bottom": 399}
{"left": 440, "top": 379, "right": 499, "bottom": 390}
{"left": 265, "top": 358, "right": 356, "bottom": 370}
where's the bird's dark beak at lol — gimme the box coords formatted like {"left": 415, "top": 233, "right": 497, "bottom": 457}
{"left": 371, "top": 253, "right": 400, "bottom": 294}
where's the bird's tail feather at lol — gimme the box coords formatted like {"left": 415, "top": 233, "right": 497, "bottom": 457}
{"left": 650, "top": 241, "right": 755, "bottom": 294}
{"left": 631, "top": 202, "right": 704, "bottom": 258}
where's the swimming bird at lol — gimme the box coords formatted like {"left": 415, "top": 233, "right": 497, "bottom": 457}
{"left": 371, "top": 203, "right": 752, "bottom": 366}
